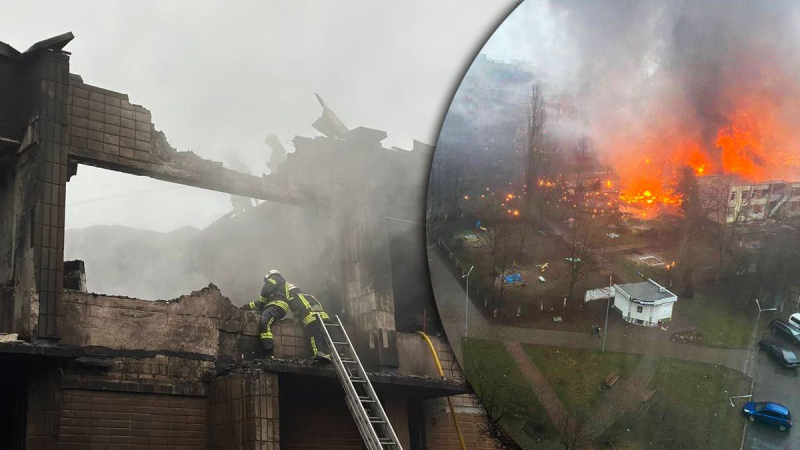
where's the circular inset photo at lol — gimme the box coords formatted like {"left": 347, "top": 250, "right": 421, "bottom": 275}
{"left": 428, "top": 1, "right": 800, "bottom": 448}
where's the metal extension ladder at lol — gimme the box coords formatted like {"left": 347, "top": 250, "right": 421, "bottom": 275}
{"left": 317, "top": 314, "right": 403, "bottom": 450}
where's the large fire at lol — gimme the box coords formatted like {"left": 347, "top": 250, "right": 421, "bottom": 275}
{"left": 613, "top": 87, "right": 800, "bottom": 218}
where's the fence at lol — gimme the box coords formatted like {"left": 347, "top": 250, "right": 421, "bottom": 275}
{"left": 430, "top": 232, "right": 487, "bottom": 307}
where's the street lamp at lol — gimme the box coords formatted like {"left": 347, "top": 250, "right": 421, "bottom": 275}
{"left": 749, "top": 298, "right": 777, "bottom": 375}
{"left": 463, "top": 266, "right": 474, "bottom": 338}
{"left": 602, "top": 275, "right": 613, "bottom": 353}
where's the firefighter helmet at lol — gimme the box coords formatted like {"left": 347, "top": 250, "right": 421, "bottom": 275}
{"left": 265, "top": 269, "right": 280, "bottom": 279}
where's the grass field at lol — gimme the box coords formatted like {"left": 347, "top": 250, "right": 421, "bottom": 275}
{"left": 521, "top": 344, "right": 752, "bottom": 449}
{"left": 461, "top": 339, "right": 556, "bottom": 447}
{"left": 523, "top": 345, "right": 642, "bottom": 419}
{"left": 672, "top": 289, "right": 755, "bottom": 348}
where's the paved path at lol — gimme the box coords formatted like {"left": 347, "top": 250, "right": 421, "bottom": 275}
{"left": 505, "top": 341, "right": 570, "bottom": 427}
{"left": 505, "top": 341, "right": 595, "bottom": 449}
{"left": 430, "top": 247, "right": 750, "bottom": 373}
{"left": 583, "top": 355, "right": 658, "bottom": 440}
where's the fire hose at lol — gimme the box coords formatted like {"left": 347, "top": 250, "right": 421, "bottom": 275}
{"left": 416, "top": 331, "right": 467, "bottom": 450}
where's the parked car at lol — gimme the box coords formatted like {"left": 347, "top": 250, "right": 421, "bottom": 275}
{"left": 742, "top": 401, "right": 792, "bottom": 431}
{"left": 789, "top": 313, "right": 800, "bottom": 329}
{"left": 770, "top": 319, "right": 800, "bottom": 346}
{"left": 759, "top": 340, "right": 800, "bottom": 368}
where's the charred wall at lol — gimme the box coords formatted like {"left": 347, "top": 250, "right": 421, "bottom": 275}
{"left": 59, "top": 285, "right": 260, "bottom": 359}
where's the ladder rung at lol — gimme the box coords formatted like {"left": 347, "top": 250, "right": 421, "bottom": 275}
{"left": 324, "top": 315, "right": 399, "bottom": 449}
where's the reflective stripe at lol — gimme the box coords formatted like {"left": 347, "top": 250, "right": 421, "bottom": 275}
{"left": 259, "top": 296, "right": 268, "bottom": 303}
{"left": 302, "top": 312, "right": 327, "bottom": 326}
{"left": 248, "top": 301, "right": 256, "bottom": 309}
{"left": 267, "top": 300, "right": 290, "bottom": 312}
{"left": 310, "top": 337, "right": 318, "bottom": 354}
{"left": 260, "top": 332, "right": 272, "bottom": 339}
{"left": 298, "top": 293, "right": 311, "bottom": 309}
{"left": 302, "top": 314, "right": 317, "bottom": 326}
{"left": 268, "top": 278, "right": 277, "bottom": 285}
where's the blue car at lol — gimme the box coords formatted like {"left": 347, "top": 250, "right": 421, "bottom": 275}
{"left": 743, "top": 401, "right": 792, "bottom": 431}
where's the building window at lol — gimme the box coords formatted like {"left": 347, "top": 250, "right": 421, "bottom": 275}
{"left": 730, "top": 192, "right": 737, "bottom": 201}
{"left": 753, "top": 205, "right": 763, "bottom": 214}
{"left": 636, "top": 305, "right": 643, "bottom": 313}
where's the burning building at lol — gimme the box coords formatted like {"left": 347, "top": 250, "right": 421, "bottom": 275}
{"left": 699, "top": 175, "right": 800, "bottom": 225}
{"left": 0, "top": 34, "right": 496, "bottom": 450}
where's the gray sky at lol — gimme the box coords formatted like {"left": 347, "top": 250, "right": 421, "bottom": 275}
{"left": 1, "top": 0, "right": 517, "bottom": 232}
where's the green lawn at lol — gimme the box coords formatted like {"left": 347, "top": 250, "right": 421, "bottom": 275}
{"left": 673, "top": 290, "right": 754, "bottom": 348}
{"left": 462, "top": 339, "right": 555, "bottom": 447}
{"left": 603, "top": 358, "right": 751, "bottom": 450}
{"left": 521, "top": 345, "right": 752, "bottom": 449}
{"left": 523, "top": 346, "right": 642, "bottom": 419}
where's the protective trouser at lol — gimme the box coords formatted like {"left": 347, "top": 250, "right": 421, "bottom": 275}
{"left": 259, "top": 299, "right": 290, "bottom": 356}
{"left": 300, "top": 308, "right": 331, "bottom": 357}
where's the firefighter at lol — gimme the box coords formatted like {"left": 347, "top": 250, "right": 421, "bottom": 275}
{"left": 242, "top": 269, "right": 331, "bottom": 363}
{"left": 240, "top": 269, "right": 291, "bottom": 358}
{"left": 283, "top": 279, "right": 332, "bottom": 364}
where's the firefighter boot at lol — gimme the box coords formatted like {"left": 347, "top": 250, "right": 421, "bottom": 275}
{"left": 262, "top": 339, "right": 275, "bottom": 359}
{"left": 313, "top": 351, "right": 332, "bottom": 364}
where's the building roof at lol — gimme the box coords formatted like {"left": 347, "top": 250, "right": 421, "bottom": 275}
{"left": 615, "top": 280, "right": 677, "bottom": 305}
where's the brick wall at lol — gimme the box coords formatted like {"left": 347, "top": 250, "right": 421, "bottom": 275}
{"left": 59, "top": 287, "right": 259, "bottom": 358}
{"left": 62, "top": 355, "right": 214, "bottom": 398}
{"left": 210, "top": 373, "right": 279, "bottom": 450}
{"left": 273, "top": 320, "right": 311, "bottom": 359}
{"left": 383, "top": 394, "right": 411, "bottom": 450}
{"left": 67, "top": 79, "right": 154, "bottom": 166}
{"left": 280, "top": 376, "right": 365, "bottom": 450}
{"left": 423, "top": 396, "right": 496, "bottom": 450}
{"left": 58, "top": 389, "right": 206, "bottom": 450}
{"left": 30, "top": 51, "right": 70, "bottom": 339}
{"left": 26, "top": 368, "right": 62, "bottom": 450}
{"left": 396, "top": 332, "right": 466, "bottom": 381}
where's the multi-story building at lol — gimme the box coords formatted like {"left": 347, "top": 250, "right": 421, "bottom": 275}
{"left": 699, "top": 176, "right": 800, "bottom": 224}
{"left": 0, "top": 33, "right": 495, "bottom": 450}
{"left": 437, "top": 54, "right": 538, "bottom": 184}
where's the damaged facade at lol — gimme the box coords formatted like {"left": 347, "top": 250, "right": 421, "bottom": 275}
{"left": 0, "top": 34, "right": 495, "bottom": 450}
{"left": 700, "top": 175, "right": 800, "bottom": 224}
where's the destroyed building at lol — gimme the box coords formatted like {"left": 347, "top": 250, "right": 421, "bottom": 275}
{"left": 0, "top": 34, "right": 496, "bottom": 450}
{"left": 699, "top": 175, "right": 800, "bottom": 224}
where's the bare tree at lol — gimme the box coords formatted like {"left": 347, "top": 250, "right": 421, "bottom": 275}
{"left": 565, "top": 213, "right": 603, "bottom": 301}
{"left": 464, "top": 341, "right": 525, "bottom": 449}
{"left": 477, "top": 200, "right": 520, "bottom": 307}
{"left": 555, "top": 413, "right": 591, "bottom": 450}
{"left": 516, "top": 80, "right": 553, "bottom": 257}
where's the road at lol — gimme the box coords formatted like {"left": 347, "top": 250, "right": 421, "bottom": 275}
{"left": 743, "top": 346, "right": 800, "bottom": 449}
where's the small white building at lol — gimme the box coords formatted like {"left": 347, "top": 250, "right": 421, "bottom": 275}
{"left": 612, "top": 280, "right": 677, "bottom": 327}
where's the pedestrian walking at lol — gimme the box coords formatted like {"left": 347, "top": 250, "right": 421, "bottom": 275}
{"left": 591, "top": 324, "right": 601, "bottom": 339}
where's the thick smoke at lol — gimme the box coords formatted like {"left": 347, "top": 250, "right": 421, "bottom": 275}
{"left": 550, "top": 0, "right": 800, "bottom": 182}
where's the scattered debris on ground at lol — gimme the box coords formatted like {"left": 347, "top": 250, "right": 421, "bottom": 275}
{"left": 670, "top": 330, "right": 705, "bottom": 344}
